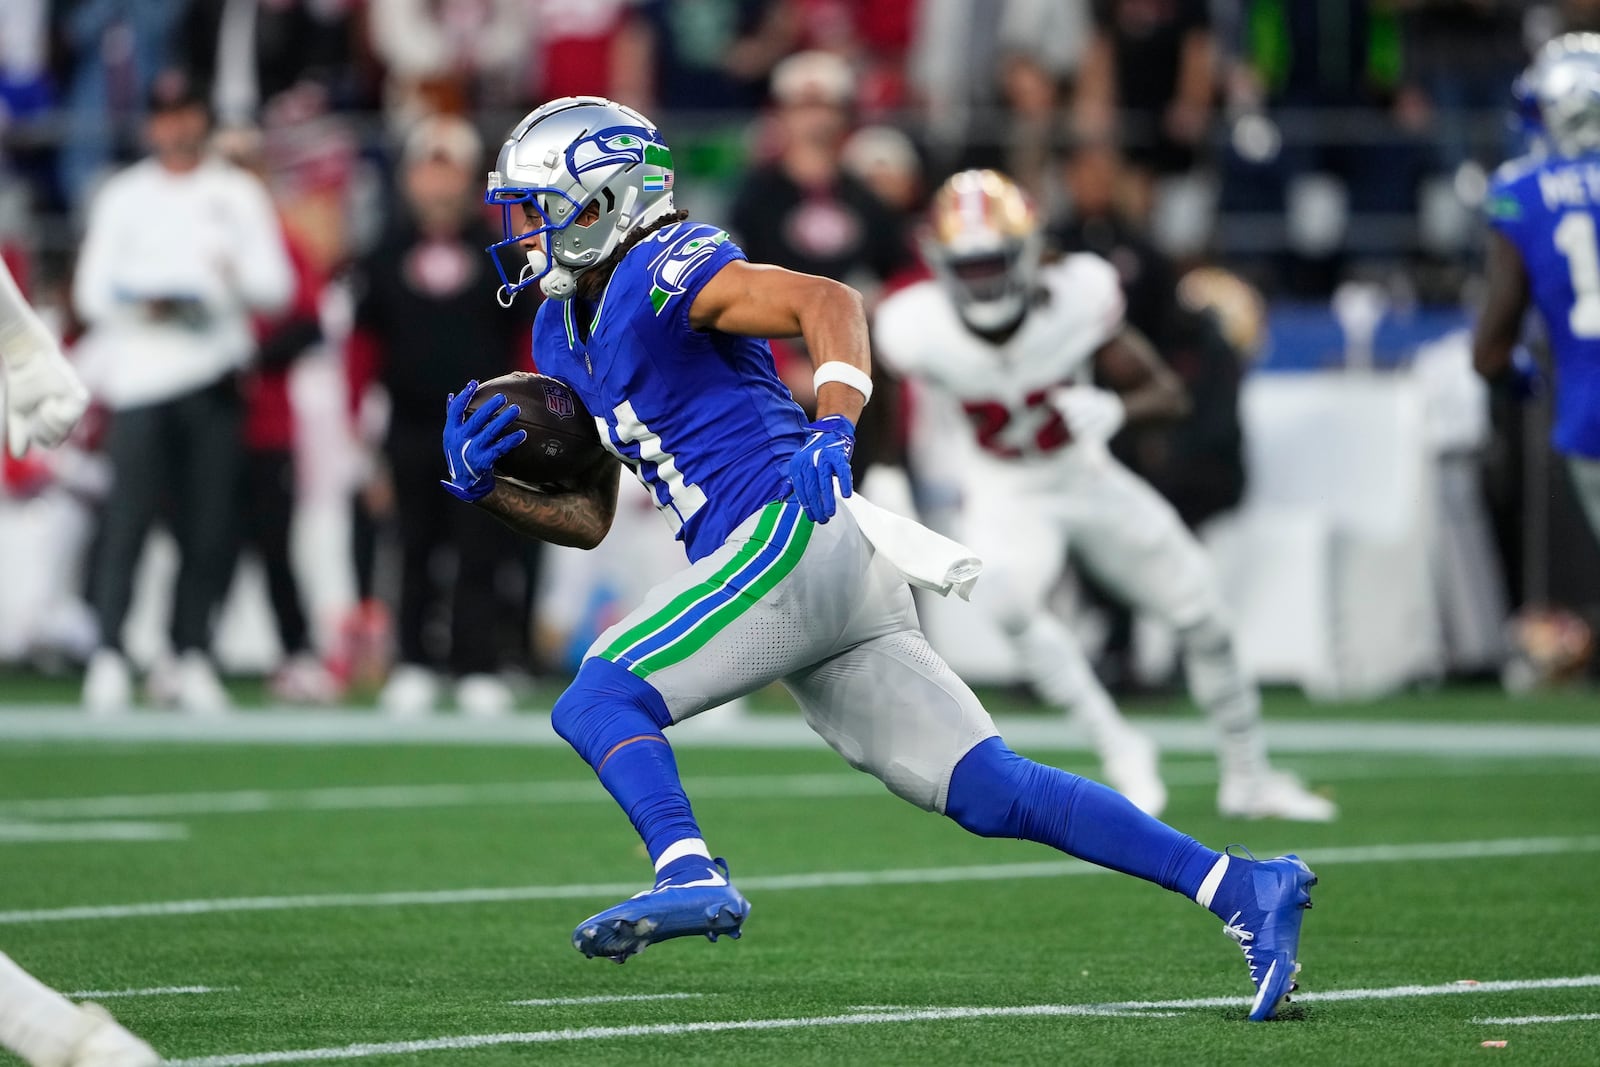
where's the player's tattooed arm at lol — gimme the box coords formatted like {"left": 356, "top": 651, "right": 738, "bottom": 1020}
{"left": 1472, "top": 231, "right": 1532, "bottom": 384}
{"left": 689, "top": 260, "right": 871, "bottom": 423}
{"left": 475, "top": 456, "right": 621, "bottom": 550}
{"left": 1092, "top": 325, "right": 1192, "bottom": 425}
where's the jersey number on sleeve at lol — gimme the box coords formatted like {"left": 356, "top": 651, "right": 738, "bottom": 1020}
{"left": 600, "top": 401, "right": 708, "bottom": 532}
{"left": 1554, "top": 212, "right": 1600, "bottom": 338}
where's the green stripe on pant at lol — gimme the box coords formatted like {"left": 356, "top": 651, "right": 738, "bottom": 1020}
{"left": 630, "top": 512, "right": 814, "bottom": 678}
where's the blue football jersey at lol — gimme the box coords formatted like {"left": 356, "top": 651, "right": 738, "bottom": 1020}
{"left": 532, "top": 221, "right": 809, "bottom": 561}
{"left": 1488, "top": 153, "right": 1600, "bottom": 458}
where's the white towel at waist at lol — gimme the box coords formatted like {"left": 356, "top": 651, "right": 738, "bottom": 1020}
{"left": 842, "top": 493, "right": 983, "bottom": 600}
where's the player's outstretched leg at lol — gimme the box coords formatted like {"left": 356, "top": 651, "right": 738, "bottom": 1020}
{"left": 551, "top": 658, "right": 749, "bottom": 963}
{"left": 787, "top": 631, "right": 1316, "bottom": 1021}
{"left": 946, "top": 737, "right": 1316, "bottom": 1020}
{"left": 1178, "top": 618, "right": 1337, "bottom": 822}
{"left": 1012, "top": 613, "right": 1166, "bottom": 816}
{"left": 0, "top": 952, "right": 158, "bottom": 1067}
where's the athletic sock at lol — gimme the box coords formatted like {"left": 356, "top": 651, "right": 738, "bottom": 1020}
{"left": 1016, "top": 615, "right": 1131, "bottom": 749}
{"left": 946, "top": 736, "right": 1221, "bottom": 899}
{"left": 0, "top": 951, "right": 85, "bottom": 1067}
{"left": 1179, "top": 619, "right": 1270, "bottom": 779}
{"left": 550, "top": 658, "right": 708, "bottom": 868}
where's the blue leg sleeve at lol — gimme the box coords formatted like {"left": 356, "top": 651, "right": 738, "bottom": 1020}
{"left": 550, "top": 658, "right": 702, "bottom": 866}
{"left": 946, "top": 736, "right": 1220, "bottom": 898}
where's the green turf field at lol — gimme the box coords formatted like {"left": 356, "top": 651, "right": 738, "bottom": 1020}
{"left": 1, "top": 693, "right": 1598, "bottom": 1066}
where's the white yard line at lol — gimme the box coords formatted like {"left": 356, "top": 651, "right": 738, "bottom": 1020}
{"left": 1, "top": 709, "right": 1598, "bottom": 756}
{"left": 1475, "top": 1012, "right": 1600, "bottom": 1026}
{"left": 1105, "top": 975, "right": 1600, "bottom": 1011}
{"left": 0, "top": 774, "right": 883, "bottom": 821}
{"left": 5, "top": 755, "right": 1594, "bottom": 823}
{"left": 0, "top": 821, "right": 187, "bottom": 843}
{"left": 161, "top": 974, "right": 1600, "bottom": 1067}
{"left": 509, "top": 993, "right": 705, "bottom": 1007}
{"left": 4, "top": 833, "right": 1598, "bottom": 927}
{"left": 64, "top": 986, "right": 232, "bottom": 999}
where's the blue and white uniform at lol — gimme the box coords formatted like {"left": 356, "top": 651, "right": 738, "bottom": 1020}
{"left": 1489, "top": 152, "right": 1600, "bottom": 534}
{"left": 534, "top": 222, "right": 806, "bottom": 560}
{"left": 1487, "top": 154, "right": 1600, "bottom": 460}
{"left": 539, "top": 221, "right": 996, "bottom": 809}
{"left": 469, "top": 100, "right": 1309, "bottom": 1009}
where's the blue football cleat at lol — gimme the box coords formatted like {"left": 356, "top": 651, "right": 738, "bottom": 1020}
{"left": 1219, "top": 852, "right": 1317, "bottom": 1021}
{"left": 572, "top": 857, "right": 750, "bottom": 963}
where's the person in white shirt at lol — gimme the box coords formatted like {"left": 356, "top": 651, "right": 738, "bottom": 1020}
{"left": 75, "top": 71, "right": 293, "bottom": 715}
{"left": 0, "top": 263, "right": 158, "bottom": 1067}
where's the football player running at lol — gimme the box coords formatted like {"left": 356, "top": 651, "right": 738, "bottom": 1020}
{"left": 443, "top": 97, "right": 1317, "bottom": 1020}
{"left": 0, "top": 261, "right": 158, "bottom": 1067}
{"left": 1476, "top": 33, "right": 1600, "bottom": 547}
{"left": 874, "top": 169, "right": 1336, "bottom": 823}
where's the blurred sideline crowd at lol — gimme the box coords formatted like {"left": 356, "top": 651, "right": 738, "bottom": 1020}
{"left": 0, "top": 0, "right": 1595, "bottom": 712}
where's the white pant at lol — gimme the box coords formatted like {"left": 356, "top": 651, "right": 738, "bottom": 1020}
{"left": 960, "top": 451, "right": 1225, "bottom": 635}
{"left": 587, "top": 500, "right": 998, "bottom": 812}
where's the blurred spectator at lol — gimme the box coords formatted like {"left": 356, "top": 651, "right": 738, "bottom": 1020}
{"left": 1054, "top": 138, "right": 1181, "bottom": 349}
{"left": 525, "top": 0, "right": 653, "bottom": 107}
{"left": 730, "top": 51, "right": 911, "bottom": 295}
{"left": 1220, "top": 0, "right": 1430, "bottom": 296}
{"left": 344, "top": 115, "right": 531, "bottom": 717}
{"left": 1074, "top": 0, "right": 1216, "bottom": 222}
{"left": 841, "top": 124, "right": 924, "bottom": 216}
{"left": 1054, "top": 142, "right": 1246, "bottom": 526}
{"left": 366, "top": 0, "right": 526, "bottom": 126}
{"left": 828, "top": 0, "right": 919, "bottom": 114}
{"left": 634, "top": 0, "right": 797, "bottom": 112}
{"left": 1400, "top": 1, "right": 1528, "bottom": 172}
{"left": 214, "top": 124, "right": 340, "bottom": 705}
{"left": 74, "top": 73, "right": 294, "bottom": 713}
{"left": 53, "top": 0, "right": 188, "bottom": 210}
{"left": 909, "top": 0, "right": 1000, "bottom": 156}
{"left": 178, "top": 0, "right": 358, "bottom": 127}
{"left": 991, "top": 0, "right": 1093, "bottom": 213}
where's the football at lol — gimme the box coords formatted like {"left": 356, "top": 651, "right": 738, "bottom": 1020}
{"left": 466, "top": 371, "right": 608, "bottom": 488}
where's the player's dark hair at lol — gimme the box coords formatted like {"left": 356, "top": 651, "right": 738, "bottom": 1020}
{"left": 576, "top": 209, "right": 691, "bottom": 301}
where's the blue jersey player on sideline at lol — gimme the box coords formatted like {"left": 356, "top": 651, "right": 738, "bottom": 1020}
{"left": 1477, "top": 32, "right": 1600, "bottom": 545}
{"left": 439, "top": 97, "right": 1317, "bottom": 1021}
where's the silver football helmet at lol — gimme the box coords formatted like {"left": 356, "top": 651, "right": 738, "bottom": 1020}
{"left": 485, "top": 96, "right": 677, "bottom": 303}
{"left": 1519, "top": 33, "right": 1600, "bottom": 158}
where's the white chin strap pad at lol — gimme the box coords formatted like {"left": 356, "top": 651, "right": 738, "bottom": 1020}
{"left": 541, "top": 266, "right": 578, "bottom": 300}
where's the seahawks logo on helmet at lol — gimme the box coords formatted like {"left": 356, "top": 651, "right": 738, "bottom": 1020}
{"left": 647, "top": 227, "right": 729, "bottom": 314}
{"left": 566, "top": 125, "right": 674, "bottom": 180}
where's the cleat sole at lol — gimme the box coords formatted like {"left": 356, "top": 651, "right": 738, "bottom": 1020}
{"left": 573, "top": 901, "right": 749, "bottom": 962}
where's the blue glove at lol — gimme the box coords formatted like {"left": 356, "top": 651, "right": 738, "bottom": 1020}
{"left": 788, "top": 414, "right": 855, "bottom": 523}
{"left": 440, "top": 380, "right": 527, "bottom": 502}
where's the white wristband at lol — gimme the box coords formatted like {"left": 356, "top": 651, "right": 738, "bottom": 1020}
{"left": 813, "top": 361, "right": 873, "bottom": 404}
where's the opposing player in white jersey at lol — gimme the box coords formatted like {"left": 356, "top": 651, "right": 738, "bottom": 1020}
{"left": 0, "top": 260, "right": 159, "bottom": 1067}
{"left": 875, "top": 169, "right": 1334, "bottom": 822}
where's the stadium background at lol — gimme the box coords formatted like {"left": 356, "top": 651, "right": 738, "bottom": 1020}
{"left": 2, "top": 4, "right": 1600, "bottom": 1066}
{"left": 3, "top": 0, "right": 1596, "bottom": 702}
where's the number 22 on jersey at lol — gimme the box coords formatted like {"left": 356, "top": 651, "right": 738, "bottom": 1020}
{"left": 962, "top": 388, "right": 1072, "bottom": 458}
{"left": 1554, "top": 211, "right": 1600, "bottom": 338}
